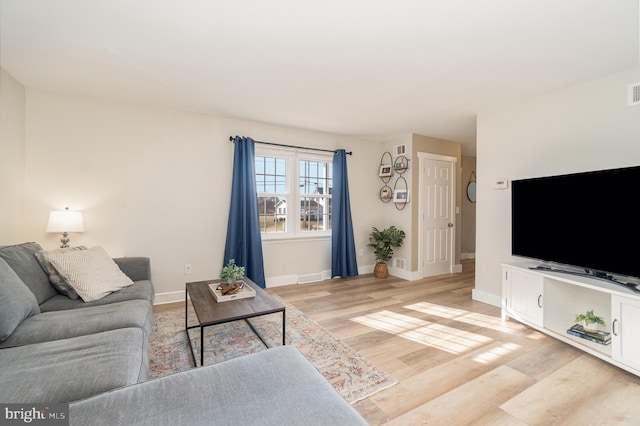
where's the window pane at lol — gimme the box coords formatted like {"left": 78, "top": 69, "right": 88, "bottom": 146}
{"left": 300, "top": 196, "right": 331, "bottom": 232}
{"left": 256, "top": 156, "right": 286, "bottom": 195}
{"left": 258, "top": 196, "right": 287, "bottom": 233}
{"left": 300, "top": 159, "right": 332, "bottom": 196}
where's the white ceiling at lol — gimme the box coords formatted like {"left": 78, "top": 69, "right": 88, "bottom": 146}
{"left": 1, "top": 1, "right": 638, "bottom": 156}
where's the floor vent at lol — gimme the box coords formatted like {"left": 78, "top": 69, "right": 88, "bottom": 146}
{"left": 629, "top": 82, "right": 640, "bottom": 106}
{"left": 297, "top": 273, "right": 324, "bottom": 284}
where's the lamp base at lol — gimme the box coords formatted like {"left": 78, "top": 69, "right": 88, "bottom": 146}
{"left": 60, "top": 232, "right": 70, "bottom": 249}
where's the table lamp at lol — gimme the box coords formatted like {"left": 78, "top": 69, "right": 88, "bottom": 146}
{"left": 46, "top": 207, "right": 85, "bottom": 248}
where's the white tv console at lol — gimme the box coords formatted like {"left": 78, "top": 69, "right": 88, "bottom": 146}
{"left": 502, "top": 262, "right": 640, "bottom": 377}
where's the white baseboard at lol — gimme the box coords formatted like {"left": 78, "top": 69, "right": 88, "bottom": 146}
{"left": 472, "top": 288, "right": 501, "bottom": 307}
{"left": 461, "top": 252, "right": 476, "bottom": 260}
{"left": 154, "top": 262, "right": 423, "bottom": 304}
{"left": 266, "top": 274, "right": 298, "bottom": 288}
{"left": 154, "top": 290, "right": 184, "bottom": 305}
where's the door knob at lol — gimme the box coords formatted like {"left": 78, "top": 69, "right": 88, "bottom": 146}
{"left": 448, "top": 223, "right": 453, "bottom": 227}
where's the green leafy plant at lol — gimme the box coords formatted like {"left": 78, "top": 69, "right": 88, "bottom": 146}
{"left": 574, "top": 309, "right": 606, "bottom": 328}
{"left": 367, "top": 226, "right": 406, "bottom": 263}
{"left": 219, "top": 259, "right": 245, "bottom": 283}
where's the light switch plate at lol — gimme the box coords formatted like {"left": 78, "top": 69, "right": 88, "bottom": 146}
{"left": 494, "top": 179, "right": 508, "bottom": 190}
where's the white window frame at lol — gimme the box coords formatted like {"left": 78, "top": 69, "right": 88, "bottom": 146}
{"left": 256, "top": 146, "right": 332, "bottom": 240}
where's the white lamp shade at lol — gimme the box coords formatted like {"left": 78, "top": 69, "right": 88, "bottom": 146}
{"left": 46, "top": 209, "right": 85, "bottom": 233}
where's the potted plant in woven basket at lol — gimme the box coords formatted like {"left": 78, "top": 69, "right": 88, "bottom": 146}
{"left": 367, "top": 226, "right": 405, "bottom": 278}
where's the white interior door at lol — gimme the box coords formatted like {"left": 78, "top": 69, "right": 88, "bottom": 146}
{"left": 421, "top": 155, "right": 455, "bottom": 277}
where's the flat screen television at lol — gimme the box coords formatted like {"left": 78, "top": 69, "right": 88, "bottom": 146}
{"left": 511, "top": 165, "right": 640, "bottom": 286}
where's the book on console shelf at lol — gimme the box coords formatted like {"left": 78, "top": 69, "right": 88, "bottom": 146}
{"left": 567, "top": 324, "right": 611, "bottom": 346}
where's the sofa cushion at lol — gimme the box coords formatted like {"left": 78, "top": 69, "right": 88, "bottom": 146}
{"left": 46, "top": 246, "right": 134, "bottom": 302}
{"left": 0, "top": 328, "right": 148, "bottom": 404}
{"left": 0, "top": 258, "right": 41, "bottom": 342}
{"left": 0, "top": 242, "right": 57, "bottom": 304}
{"left": 0, "top": 300, "right": 152, "bottom": 348}
{"left": 39, "top": 279, "right": 153, "bottom": 312}
{"left": 34, "top": 246, "right": 87, "bottom": 299}
{"left": 69, "top": 346, "right": 368, "bottom": 426}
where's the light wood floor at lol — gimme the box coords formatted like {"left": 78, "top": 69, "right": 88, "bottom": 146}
{"left": 265, "top": 260, "right": 640, "bottom": 425}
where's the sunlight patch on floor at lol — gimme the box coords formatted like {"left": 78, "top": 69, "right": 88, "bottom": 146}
{"left": 472, "top": 342, "right": 521, "bottom": 364}
{"left": 404, "top": 302, "right": 519, "bottom": 334}
{"left": 351, "top": 310, "right": 492, "bottom": 354}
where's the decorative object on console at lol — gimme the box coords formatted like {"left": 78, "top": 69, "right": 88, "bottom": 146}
{"left": 46, "top": 207, "right": 84, "bottom": 248}
{"left": 574, "top": 309, "right": 606, "bottom": 333}
{"left": 368, "top": 226, "right": 405, "bottom": 279}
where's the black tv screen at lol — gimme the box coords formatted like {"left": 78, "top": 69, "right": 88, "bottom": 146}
{"left": 511, "top": 166, "right": 640, "bottom": 279}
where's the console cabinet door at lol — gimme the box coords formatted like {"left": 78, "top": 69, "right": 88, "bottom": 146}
{"left": 503, "top": 267, "right": 544, "bottom": 327}
{"left": 612, "top": 295, "right": 640, "bottom": 373}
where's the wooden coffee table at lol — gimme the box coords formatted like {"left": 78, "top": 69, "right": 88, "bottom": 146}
{"left": 185, "top": 277, "right": 285, "bottom": 367}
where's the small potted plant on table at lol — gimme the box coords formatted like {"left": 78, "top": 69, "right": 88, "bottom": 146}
{"left": 574, "top": 309, "right": 606, "bottom": 333}
{"left": 219, "top": 259, "right": 245, "bottom": 295}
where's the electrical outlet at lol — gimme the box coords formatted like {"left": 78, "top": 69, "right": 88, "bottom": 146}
{"left": 184, "top": 264, "right": 192, "bottom": 274}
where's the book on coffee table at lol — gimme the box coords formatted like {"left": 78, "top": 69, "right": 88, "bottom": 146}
{"left": 209, "top": 281, "right": 256, "bottom": 302}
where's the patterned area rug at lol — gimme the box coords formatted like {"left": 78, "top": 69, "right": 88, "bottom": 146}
{"left": 149, "top": 294, "right": 396, "bottom": 404}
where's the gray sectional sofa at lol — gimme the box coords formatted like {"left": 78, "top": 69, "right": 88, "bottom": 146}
{"left": 0, "top": 242, "right": 368, "bottom": 425}
{"left": 0, "top": 242, "right": 154, "bottom": 404}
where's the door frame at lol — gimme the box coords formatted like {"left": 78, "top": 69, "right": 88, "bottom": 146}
{"left": 418, "top": 152, "right": 457, "bottom": 278}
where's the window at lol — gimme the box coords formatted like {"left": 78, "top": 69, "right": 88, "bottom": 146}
{"left": 299, "top": 159, "right": 332, "bottom": 232}
{"left": 255, "top": 156, "right": 287, "bottom": 233}
{"left": 255, "top": 148, "right": 332, "bottom": 238}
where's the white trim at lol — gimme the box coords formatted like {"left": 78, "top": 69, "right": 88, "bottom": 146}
{"left": 153, "top": 290, "right": 184, "bottom": 305}
{"left": 472, "top": 288, "right": 501, "bottom": 307}
{"left": 417, "top": 152, "right": 458, "bottom": 279}
{"left": 266, "top": 274, "right": 299, "bottom": 287}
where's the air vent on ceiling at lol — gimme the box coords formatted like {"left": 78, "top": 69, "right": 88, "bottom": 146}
{"left": 394, "top": 144, "right": 406, "bottom": 156}
{"left": 628, "top": 82, "right": 640, "bottom": 106}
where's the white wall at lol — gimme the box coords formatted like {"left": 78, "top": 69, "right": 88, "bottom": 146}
{"left": 0, "top": 68, "right": 26, "bottom": 243}
{"left": 474, "top": 67, "right": 640, "bottom": 306}
{"left": 461, "top": 155, "right": 476, "bottom": 258}
{"left": 20, "top": 88, "right": 382, "bottom": 301}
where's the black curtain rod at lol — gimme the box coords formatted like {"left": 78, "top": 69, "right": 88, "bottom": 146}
{"left": 229, "top": 136, "right": 352, "bottom": 156}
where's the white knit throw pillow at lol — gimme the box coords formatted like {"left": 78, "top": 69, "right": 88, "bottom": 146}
{"left": 46, "top": 246, "right": 133, "bottom": 302}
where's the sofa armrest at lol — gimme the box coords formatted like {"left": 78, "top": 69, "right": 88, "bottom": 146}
{"left": 113, "top": 257, "right": 151, "bottom": 282}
